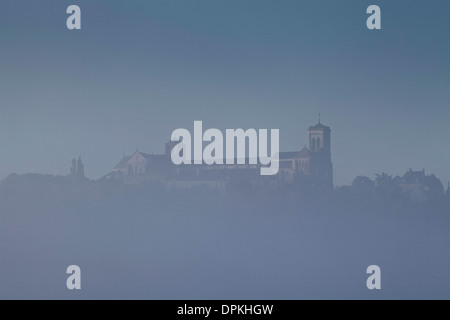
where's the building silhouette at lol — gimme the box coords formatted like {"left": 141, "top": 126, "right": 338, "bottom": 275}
{"left": 103, "top": 121, "right": 334, "bottom": 191}
{"left": 70, "top": 157, "right": 85, "bottom": 179}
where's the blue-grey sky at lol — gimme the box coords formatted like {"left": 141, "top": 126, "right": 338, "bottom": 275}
{"left": 0, "top": 0, "right": 449, "bottom": 186}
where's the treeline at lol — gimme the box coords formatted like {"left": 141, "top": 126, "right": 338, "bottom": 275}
{"left": 1, "top": 172, "right": 449, "bottom": 217}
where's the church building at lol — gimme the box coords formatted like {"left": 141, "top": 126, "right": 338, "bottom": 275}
{"left": 102, "top": 121, "right": 334, "bottom": 191}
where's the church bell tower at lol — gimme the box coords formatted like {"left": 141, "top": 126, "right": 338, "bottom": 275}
{"left": 309, "top": 119, "right": 331, "bottom": 155}
{"left": 308, "top": 117, "right": 333, "bottom": 189}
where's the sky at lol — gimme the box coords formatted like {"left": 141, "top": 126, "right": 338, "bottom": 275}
{"left": 0, "top": 0, "right": 449, "bottom": 186}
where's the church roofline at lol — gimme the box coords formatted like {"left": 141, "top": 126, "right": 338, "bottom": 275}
{"left": 308, "top": 122, "right": 330, "bottom": 130}
{"left": 113, "top": 155, "right": 131, "bottom": 169}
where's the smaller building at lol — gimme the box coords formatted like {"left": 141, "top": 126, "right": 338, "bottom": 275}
{"left": 395, "top": 169, "right": 444, "bottom": 203}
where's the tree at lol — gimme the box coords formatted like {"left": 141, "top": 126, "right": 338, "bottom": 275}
{"left": 352, "top": 176, "right": 375, "bottom": 190}
{"left": 375, "top": 172, "right": 393, "bottom": 187}
{"left": 423, "top": 174, "right": 444, "bottom": 198}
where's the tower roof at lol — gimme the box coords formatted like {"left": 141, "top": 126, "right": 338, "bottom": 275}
{"left": 308, "top": 122, "right": 330, "bottom": 131}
